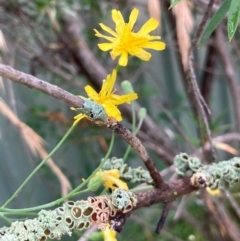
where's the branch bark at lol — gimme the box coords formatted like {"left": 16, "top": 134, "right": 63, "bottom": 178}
{"left": 0, "top": 64, "right": 84, "bottom": 108}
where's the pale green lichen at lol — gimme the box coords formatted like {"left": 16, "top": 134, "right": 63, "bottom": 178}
{"left": 0, "top": 189, "right": 137, "bottom": 241}
{"left": 174, "top": 153, "right": 240, "bottom": 189}
{"left": 110, "top": 189, "right": 137, "bottom": 213}
{"left": 102, "top": 157, "right": 154, "bottom": 185}
{"left": 74, "top": 98, "right": 108, "bottom": 122}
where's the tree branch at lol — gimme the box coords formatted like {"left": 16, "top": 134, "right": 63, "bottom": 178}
{"left": 0, "top": 64, "right": 84, "bottom": 108}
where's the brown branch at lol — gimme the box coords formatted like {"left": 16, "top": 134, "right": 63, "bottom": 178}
{"left": 223, "top": 189, "right": 240, "bottom": 221}
{"left": 135, "top": 177, "right": 198, "bottom": 209}
{"left": 200, "top": 37, "right": 216, "bottom": 104}
{"left": 215, "top": 27, "right": 240, "bottom": 133}
{"left": 186, "top": 0, "right": 216, "bottom": 161}
{"left": 0, "top": 64, "right": 84, "bottom": 108}
{"left": 204, "top": 193, "right": 240, "bottom": 241}
{"left": 155, "top": 201, "right": 172, "bottom": 234}
{"left": 108, "top": 122, "right": 165, "bottom": 188}
{"left": 191, "top": 0, "right": 215, "bottom": 48}
{"left": 163, "top": 1, "right": 215, "bottom": 161}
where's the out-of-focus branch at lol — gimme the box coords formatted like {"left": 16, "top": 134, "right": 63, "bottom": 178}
{"left": 215, "top": 27, "right": 240, "bottom": 134}
{"left": 162, "top": 1, "right": 215, "bottom": 160}
{"left": 223, "top": 189, "right": 240, "bottom": 220}
{"left": 204, "top": 193, "right": 240, "bottom": 241}
{"left": 200, "top": 36, "right": 217, "bottom": 104}
{"left": 195, "top": 132, "right": 240, "bottom": 156}
{"left": 186, "top": 0, "right": 215, "bottom": 161}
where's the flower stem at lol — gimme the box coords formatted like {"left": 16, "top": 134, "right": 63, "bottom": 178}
{"left": 0, "top": 132, "right": 115, "bottom": 214}
{"left": 123, "top": 102, "right": 138, "bottom": 161}
{"left": 115, "top": 64, "right": 121, "bottom": 72}
{"left": 66, "top": 131, "right": 115, "bottom": 196}
{"left": 1, "top": 123, "right": 76, "bottom": 208}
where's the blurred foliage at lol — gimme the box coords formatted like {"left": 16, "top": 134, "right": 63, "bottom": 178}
{"left": 1, "top": 0, "right": 240, "bottom": 241}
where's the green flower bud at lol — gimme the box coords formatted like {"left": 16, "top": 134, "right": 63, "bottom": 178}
{"left": 121, "top": 80, "right": 134, "bottom": 94}
{"left": 138, "top": 108, "right": 147, "bottom": 119}
{"left": 87, "top": 174, "right": 103, "bottom": 191}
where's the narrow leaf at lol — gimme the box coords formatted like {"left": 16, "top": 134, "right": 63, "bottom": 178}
{"left": 228, "top": 0, "right": 240, "bottom": 41}
{"left": 199, "top": 0, "right": 231, "bottom": 47}
{"left": 169, "top": 0, "right": 182, "bottom": 9}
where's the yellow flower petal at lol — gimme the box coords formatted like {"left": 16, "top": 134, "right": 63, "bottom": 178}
{"left": 99, "top": 23, "right": 118, "bottom": 37}
{"left": 94, "top": 29, "right": 116, "bottom": 42}
{"left": 141, "top": 41, "right": 166, "bottom": 50}
{"left": 98, "top": 43, "right": 114, "bottom": 51}
{"left": 110, "top": 93, "right": 138, "bottom": 105}
{"left": 119, "top": 52, "right": 128, "bottom": 66}
{"left": 73, "top": 113, "right": 88, "bottom": 125}
{"left": 103, "top": 102, "right": 122, "bottom": 121}
{"left": 103, "top": 224, "right": 118, "bottom": 241}
{"left": 206, "top": 187, "right": 221, "bottom": 196}
{"left": 102, "top": 170, "right": 128, "bottom": 191}
{"left": 100, "top": 70, "right": 116, "bottom": 97}
{"left": 92, "top": 170, "right": 128, "bottom": 192}
{"left": 134, "top": 49, "right": 151, "bottom": 61}
{"left": 112, "top": 9, "right": 124, "bottom": 26}
{"left": 85, "top": 85, "right": 100, "bottom": 101}
{"left": 129, "top": 8, "right": 139, "bottom": 29}
{"left": 138, "top": 18, "right": 159, "bottom": 35}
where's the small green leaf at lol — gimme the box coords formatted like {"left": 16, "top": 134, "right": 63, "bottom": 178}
{"left": 199, "top": 0, "right": 231, "bottom": 47}
{"left": 169, "top": 0, "right": 182, "bottom": 9}
{"left": 228, "top": 0, "right": 240, "bottom": 41}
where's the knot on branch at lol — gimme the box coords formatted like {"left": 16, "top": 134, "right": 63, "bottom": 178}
{"left": 174, "top": 153, "right": 240, "bottom": 189}
{"left": 0, "top": 189, "right": 137, "bottom": 241}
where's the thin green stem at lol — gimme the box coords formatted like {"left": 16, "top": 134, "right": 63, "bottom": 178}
{"left": 134, "top": 117, "right": 144, "bottom": 135}
{"left": 1, "top": 124, "right": 76, "bottom": 208}
{"left": 131, "top": 102, "right": 136, "bottom": 133}
{"left": 0, "top": 213, "right": 12, "bottom": 224}
{"left": 123, "top": 102, "right": 136, "bottom": 161}
{"left": 123, "top": 105, "right": 146, "bottom": 162}
{"left": 0, "top": 132, "right": 115, "bottom": 215}
{"left": 67, "top": 131, "right": 115, "bottom": 195}
{"left": 115, "top": 64, "right": 121, "bottom": 72}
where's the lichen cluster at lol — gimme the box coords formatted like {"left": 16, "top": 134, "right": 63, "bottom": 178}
{"left": 0, "top": 189, "right": 137, "bottom": 241}
{"left": 102, "top": 157, "right": 154, "bottom": 185}
{"left": 174, "top": 153, "right": 240, "bottom": 189}
{"left": 74, "top": 98, "right": 108, "bottom": 122}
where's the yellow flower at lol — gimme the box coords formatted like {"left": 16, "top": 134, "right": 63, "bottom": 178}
{"left": 103, "top": 224, "right": 118, "bottom": 241}
{"left": 94, "top": 8, "right": 166, "bottom": 66}
{"left": 206, "top": 187, "right": 221, "bottom": 196}
{"left": 91, "top": 169, "right": 128, "bottom": 192}
{"left": 72, "top": 70, "right": 138, "bottom": 123}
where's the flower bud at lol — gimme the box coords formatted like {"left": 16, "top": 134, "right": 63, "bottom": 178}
{"left": 138, "top": 108, "right": 147, "bottom": 119}
{"left": 121, "top": 80, "right": 134, "bottom": 94}
{"left": 87, "top": 173, "right": 103, "bottom": 191}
